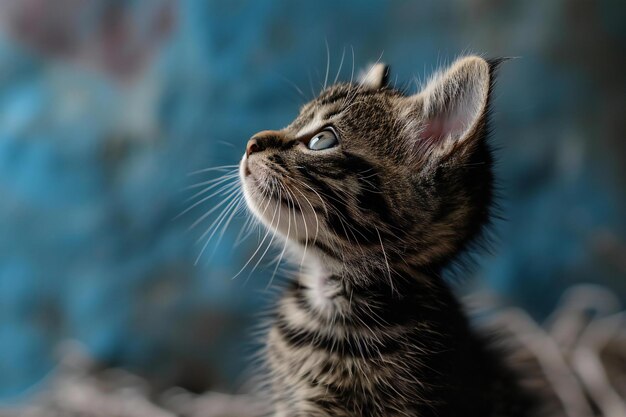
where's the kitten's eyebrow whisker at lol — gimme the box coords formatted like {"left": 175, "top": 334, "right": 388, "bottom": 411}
{"left": 278, "top": 73, "right": 308, "bottom": 102}
{"left": 349, "top": 45, "right": 355, "bottom": 84}
{"left": 323, "top": 38, "right": 330, "bottom": 92}
{"left": 338, "top": 99, "right": 367, "bottom": 115}
{"left": 308, "top": 69, "right": 316, "bottom": 98}
{"left": 333, "top": 47, "right": 346, "bottom": 86}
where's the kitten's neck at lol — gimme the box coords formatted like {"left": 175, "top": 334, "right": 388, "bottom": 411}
{"left": 296, "top": 251, "right": 448, "bottom": 315}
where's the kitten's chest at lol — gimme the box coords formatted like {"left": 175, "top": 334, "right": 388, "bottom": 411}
{"left": 265, "top": 282, "right": 429, "bottom": 416}
{"left": 264, "top": 278, "right": 531, "bottom": 417}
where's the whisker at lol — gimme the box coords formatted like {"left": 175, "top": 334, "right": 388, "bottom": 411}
{"left": 323, "top": 38, "right": 331, "bottom": 91}
{"left": 205, "top": 193, "right": 246, "bottom": 258}
{"left": 232, "top": 185, "right": 281, "bottom": 280}
{"left": 350, "top": 45, "right": 355, "bottom": 84}
{"left": 375, "top": 226, "right": 394, "bottom": 295}
{"left": 277, "top": 73, "right": 307, "bottom": 100}
{"left": 290, "top": 175, "right": 330, "bottom": 216}
{"left": 183, "top": 171, "right": 239, "bottom": 191}
{"left": 308, "top": 70, "right": 316, "bottom": 98}
{"left": 289, "top": 185, "right": 312, "bottom": 268}
{"left": 235, "top": 188, "right": 274, "bottom": 247}
{"left": 216, "top": 140, "right": 237, "bottom": 148}
{"left": 268, "top": 184, "right": 292, "bottom": 289}
{"left": 183, "top": 176, "right": 239, "bottom": 204}
{"left": 234, "top": 214, "right": 256, "bottom": 247}
{"left": 333, "top": 47, "right": 346, "bottom": 85}
{"left": 289, "top": 178, "right": 324, "bottom": 257}
{"left": 193, "top": 190, "right": 242, "bottom": 265}
{"left": 188, "top": 164, "right": 239, "bottom": 176}
{"left": 248, "top": 187, "right": 283, "bottom": 282}
{"left": 188, "top": 186, "right": 240, "bottom": 230}
{"left": 197, "top": 191, "right": 243, "bottom": 243}
{"left": 177, "top": 180, "right": 239, "bottom": 220}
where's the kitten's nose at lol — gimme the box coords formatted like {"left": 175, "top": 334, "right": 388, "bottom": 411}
{"left": 246, "top": 138, "right": 261, "bottom": 157}
{"left": 246, "top": 130, "right": 285, "bottom": 157}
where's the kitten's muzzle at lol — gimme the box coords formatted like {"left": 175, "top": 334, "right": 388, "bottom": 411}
{"left": 246, "top": 130, "right": 288, "bottom": 157}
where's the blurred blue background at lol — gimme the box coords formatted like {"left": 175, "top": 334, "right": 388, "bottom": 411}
{"left": 0, "top": 0, "right": 624, "bottom": 401}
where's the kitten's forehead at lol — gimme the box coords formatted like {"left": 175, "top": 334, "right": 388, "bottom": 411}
{"left": 291, "top": 83, "right": 394, "bottom": 137}
{"left": 313, "top": 83, "right": 359, "bottom": 107}
{"left": 290, "top": 84, "right": 355, "bottom": 135}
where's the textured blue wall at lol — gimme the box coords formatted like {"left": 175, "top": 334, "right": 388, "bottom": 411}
{"left": 0, "top": 0, "right": 624, "bottom": 400}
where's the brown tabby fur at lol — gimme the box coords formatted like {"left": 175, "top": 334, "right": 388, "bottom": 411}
{"left": 240, "top": 56, "right": 537, "bottom": 416}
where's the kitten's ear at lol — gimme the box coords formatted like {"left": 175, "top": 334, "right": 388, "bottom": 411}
{"left": 358, "top": 63, "right": 389, "bottom": 90}
{"left": 407, "top": 56, "right": 495, "bottom": 157}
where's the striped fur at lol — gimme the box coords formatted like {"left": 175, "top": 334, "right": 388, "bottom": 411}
{"left": 240, "top": 56, "right": 537, "bottom": 416}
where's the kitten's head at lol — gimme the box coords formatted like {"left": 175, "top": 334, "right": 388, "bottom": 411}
{"left": 240, "top": 56, "right": 499, "bottom": 278}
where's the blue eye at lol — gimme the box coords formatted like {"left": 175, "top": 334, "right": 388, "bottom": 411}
{"left": 308, "top": 129, "right": 338, "bottom": 150}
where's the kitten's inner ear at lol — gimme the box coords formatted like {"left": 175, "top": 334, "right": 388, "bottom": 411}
{"left": 358, "top": 63, "right": 390, "bottom": 90}
{"left": 414, "top": 56, "right": 491, "bottom": 146}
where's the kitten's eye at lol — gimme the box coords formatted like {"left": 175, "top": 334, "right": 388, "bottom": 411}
{"left": 308, "top": 129, "right": 338, "bottom": 150}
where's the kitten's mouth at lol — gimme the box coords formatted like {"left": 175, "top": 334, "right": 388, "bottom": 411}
{"left": 240, "top": 153, "right": 318, "bottom": 244}
{"left": 240, "top": 154, "right": 279, "bottom": 210}
{"left": 243, "top": 157, "right": 252, "bottom": 177}
{"left": 240, "top": 154, "right": 266, "bottom": 190}
{"left": 240, "top": 156, "right": 287, "bottom": 209}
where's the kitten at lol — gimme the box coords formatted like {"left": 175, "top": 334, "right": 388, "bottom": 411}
{"left": 239, "top": 56, "right": 536, "bottom": 417}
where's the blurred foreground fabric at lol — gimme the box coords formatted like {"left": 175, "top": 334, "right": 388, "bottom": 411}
{"left": 0, "top": 0, "right": 624, "bottom": 401}
{"left": 1, "top": 285, "right": 624, "bottom": 417}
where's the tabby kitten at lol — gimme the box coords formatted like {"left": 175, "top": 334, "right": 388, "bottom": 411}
{"left": 240, "top": 56, "right": 535, "bottom": 417}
